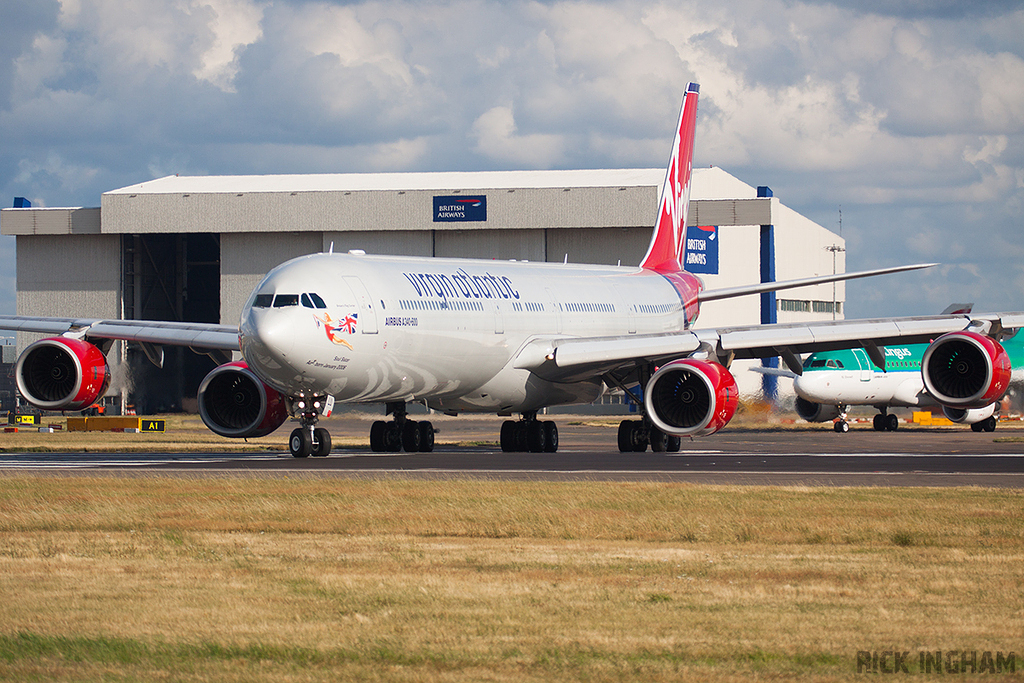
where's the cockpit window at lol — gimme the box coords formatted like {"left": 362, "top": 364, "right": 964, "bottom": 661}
{"left": 253, "top": 294, "right": 274, "bottom": 308}
{"left": 809, "top": 359, "right": 827, "bottom": 368}
{"left": 300, "top": 293, "right": 328, "bottom": 309}
{"left": 826, "top": 359, "right": 838, "bottom": 368}
{"left": 273, "top": 294, "right": 300, "bottom": 307}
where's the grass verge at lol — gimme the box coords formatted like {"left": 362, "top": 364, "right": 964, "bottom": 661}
{"left": 0, "top": 476, "right": 1020, "bottom": 681}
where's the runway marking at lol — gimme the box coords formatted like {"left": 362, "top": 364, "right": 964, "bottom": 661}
{"left": 0, "top": 454, "right": 283, "bottom": 469}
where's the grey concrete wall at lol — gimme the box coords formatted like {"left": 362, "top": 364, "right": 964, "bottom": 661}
{"left": 545, "top": 227, "right": 651, "bottom": 267}
{"left": 322, "top": 230, "right": 432, "bottom": 257}
{"left": 15, "top": 233, "right": 121, "bottom": 357}
{"left": 220, "top": 232, "right": 322, "bottom": 326}
{"left": 434, "top": 229, "right": 546, "bottom": 261}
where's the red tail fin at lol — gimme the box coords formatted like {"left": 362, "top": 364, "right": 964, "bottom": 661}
{"left": 639, "top": 82, "right": 699, "bottom": 273}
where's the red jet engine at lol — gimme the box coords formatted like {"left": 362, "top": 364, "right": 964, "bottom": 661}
{"left": 645, "top": 358, "right": 739, "bottom": 437}
{"left": 197, "top": 361, "right": 288, "bottom": 438}
{"left": 15, "top": 337, "right": 110, "bottom": 411}
{"left": 921, "top": 331, "right": 1011, "bottom": 409}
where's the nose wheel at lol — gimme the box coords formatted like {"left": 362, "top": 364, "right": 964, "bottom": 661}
{"left": 289, "top": 425, "right": 332, "bottom": 458}
{"left": 288, "top": 395, "right": 334, "bottom": 458}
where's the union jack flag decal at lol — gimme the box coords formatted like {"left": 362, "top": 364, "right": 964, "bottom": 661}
{"left": 339, "top": 313, "right": 358, "bottom": 334}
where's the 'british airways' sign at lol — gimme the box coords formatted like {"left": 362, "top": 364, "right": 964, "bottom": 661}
{"left": 684, "top": 225, "right": 719, "bottom": 274}
{"left": 434, "top": 195, "right": 487, "bottom": 222}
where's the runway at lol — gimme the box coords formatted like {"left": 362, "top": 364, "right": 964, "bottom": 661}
{"left": 3, "top": 423, "right": 1024, "bottom": 486}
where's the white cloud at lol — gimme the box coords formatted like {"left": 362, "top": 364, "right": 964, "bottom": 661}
{"left": 471, "top": 105, "right": 565, "bottom": 167}
{"left": 192, "top": 0, "right": 266, "bottom": 91}
{"left": 0, "top": 0, "right": 1022, "bottom": 317}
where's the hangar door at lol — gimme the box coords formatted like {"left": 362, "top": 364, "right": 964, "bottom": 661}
{"left": 122, "top": 234, "right": 221, "bottom": 413}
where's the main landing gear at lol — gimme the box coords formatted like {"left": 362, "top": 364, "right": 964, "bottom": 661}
{"left": 369, "top": 402, "right": 435, "bottom": 453}
{"left": 872, "top": 410, "right": 900, "bottom": 432}
{"left": 608, "top": 367, "right": 680, "bottom": 453}
{"left": 289, "top": 395, "right": 332, "bottom": 458}
{"left": 617, "top": 418, "right": 681, "bottom": 453}
{"left": 500, "top": 411, "right": 558, "bottom": 453}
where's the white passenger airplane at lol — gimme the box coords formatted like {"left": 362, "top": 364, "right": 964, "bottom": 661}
{"left": 790, "top": 314, "right": 1024, "bottom": 433}
{"left": 3, "top": 83, "right": 1022, "bottom": 457}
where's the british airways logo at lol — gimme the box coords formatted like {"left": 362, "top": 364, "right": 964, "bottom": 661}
{"left": 403, "top": 268, "right": 519, "bottom": 301}
{"left": 684, "top": 224, "right": 718, "bottom": 274}
{"left": 434, "top": 195, "right": 487, "bottom": 222}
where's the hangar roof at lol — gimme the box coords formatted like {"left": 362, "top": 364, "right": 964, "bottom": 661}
{"left": 1, "top": 167, "right": 784, "bottom": 235}
{"left": 107, "top": 169, "right": 666, "bottom": 195}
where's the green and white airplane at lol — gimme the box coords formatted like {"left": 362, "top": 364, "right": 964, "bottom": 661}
{"left": 793, "top": 328, "right": 1024, "bottom": 433}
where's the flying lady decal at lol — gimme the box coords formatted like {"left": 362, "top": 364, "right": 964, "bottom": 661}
{"left": 314, "top": 312, "right": 358, "bottom": 350}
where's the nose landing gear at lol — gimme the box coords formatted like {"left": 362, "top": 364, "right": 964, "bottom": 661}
{"left": 288, "top": 395, "right": 333, "bottom": 458}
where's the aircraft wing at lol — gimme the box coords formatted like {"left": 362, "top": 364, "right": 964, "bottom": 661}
{"left": 0, "top": 315, "right": 240, "bottom": 350}
{"left": 516, "top": 312, "right": 1024, "bottom": 382}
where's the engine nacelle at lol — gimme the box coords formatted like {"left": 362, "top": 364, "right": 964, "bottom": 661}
{"left": 198, "top": 361, "right": 288, "bottom": 438}
{"left": 794, "top": 397, "right": 844, "bottom": 423}
{"left": 16, "top": 337, "right": 110, "bottom": 411}
{"left": 942, "top": 403, "right": 996, "bottom": 425}
{"left": 645, "top": 358, "right": 739, "bottom": 437}
{"left": 922, "top": 331, "right": 1011, "bottom": 408}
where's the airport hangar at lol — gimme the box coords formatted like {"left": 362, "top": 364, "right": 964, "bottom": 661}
{"left": 1, "top": 166, "right": 845, "bottom": 414}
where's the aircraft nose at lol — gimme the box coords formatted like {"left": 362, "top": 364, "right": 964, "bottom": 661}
{"left": 793, "top": 373, "right": 832, "bottom": 402}
{"left": 240, "top": 307, "right": 297, "bottom": 367}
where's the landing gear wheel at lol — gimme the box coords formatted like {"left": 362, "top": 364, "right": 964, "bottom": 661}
{"left": 384, "top": 422, "right": 402, "bottom": 452}
{"left": 543, "top": 421, "right": 558, "bottom": 453}
{"left": 402, "top": 420, "right": 422, "bottom": 452}
{"left": 617, "top": 420, "right": 633, "bottom": 453}
{"left": 665, "top": 435, "right": 681, "bottom": 452}
{"left": 873, "top": 414, "right": 886, "bottom": 431}
{"left": 886, "top": 413, "right": 899, "bottom": 431}
{"left": 834, "top": 420, "right": 849, "bottom": 433}
{"left": 527, "top": 420, "right": 547, "bottom": 453}
{"left": 312, "top": 427, "right": 332, "bottom": 456}
{"left": 419, "top": 421, "right": 435, "bottom": 452}
{"left": 650, "top": 429, "right": 667, "bottom": 452}
{"left": 370, "top": 420, "right": 387, "bottom": 452}
{"left": 984, "top": 416, "right": 997, "bottom": 432}
{"left": 971, "top": 421, "right": 984, "bottom": 432}
{"left": 500, "top": 420, "right": 516, "bottom": 452}
{"left": 631, "top": 421, "right": 648, "bottom": 452}
{"left": 289, "top": 427, "right": 312, "bottom": 458}
{"left": 618, "top": 420, "right": 648, "bottom": 452}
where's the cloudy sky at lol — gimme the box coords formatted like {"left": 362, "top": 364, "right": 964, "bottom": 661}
{"left": 1, "top": 0, "right": 1022, "bottom": 322}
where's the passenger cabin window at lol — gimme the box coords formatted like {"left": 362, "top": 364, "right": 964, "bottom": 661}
{"left": 273, "top": 294, "right": 300, "bottom": 307}
{"left": 253, "top": 294, "right": 274, "bottom": 308}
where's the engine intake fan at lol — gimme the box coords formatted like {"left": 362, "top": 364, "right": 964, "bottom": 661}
{"left": 922, "top": 331, "right": 1010, "bottom": 408}
{"left": 644, "top": 358, "right": 738, "bottom": 437}
{"left": 198, "top": 361, "right": 288, "bottom": 438}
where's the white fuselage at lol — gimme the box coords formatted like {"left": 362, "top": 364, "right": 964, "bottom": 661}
{"left": 794, "top": 365, "right": 933, "bottom": 408}
{"left": 239, "top": 252, "right": 693, "bottom": 413}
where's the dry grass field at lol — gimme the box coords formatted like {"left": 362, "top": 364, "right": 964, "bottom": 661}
{"left": 0, "top": 476, "right": 1020, "bottom": 681}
